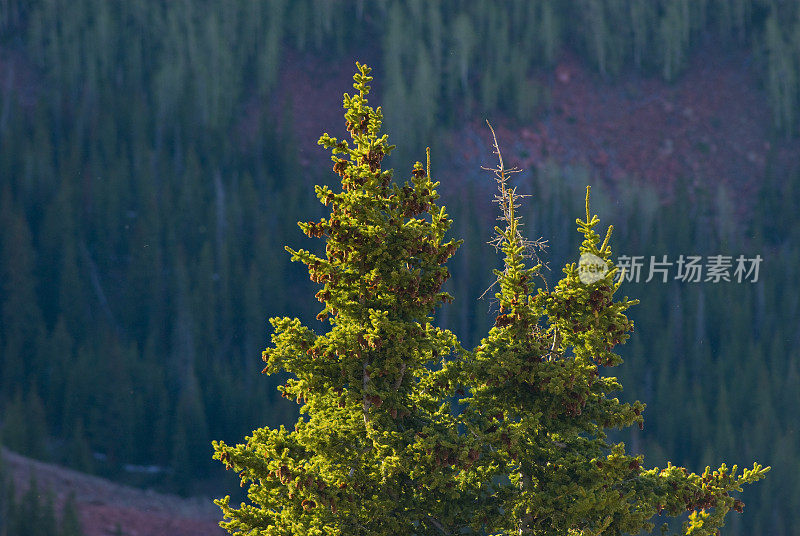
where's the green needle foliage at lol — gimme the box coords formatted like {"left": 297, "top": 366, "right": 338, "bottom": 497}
{"left": 213, "top": 63, "right": 467, "bottom": 535}
{"left": 450, "top": 127, "right": 768, "bottom": 536}
{"left": 212, "top": 63, "right": 768, "bottom": 536}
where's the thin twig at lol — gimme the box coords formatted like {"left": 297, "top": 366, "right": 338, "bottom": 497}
{"left": 362, "top": 359, "right": 371, "bottom": 425}
{"left": 427, "top": 515, "right": 449, "bottom": 535}
{"left": 479, "top": 121, "right": 550, "bottom": 303}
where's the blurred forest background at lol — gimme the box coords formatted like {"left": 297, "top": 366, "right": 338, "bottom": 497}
{"left": 0, "top": 1, "right": 799, "bottom": 535}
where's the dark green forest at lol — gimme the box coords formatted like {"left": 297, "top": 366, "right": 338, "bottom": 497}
{"left": 0, "top": 1, "right": 798, "bottom": 534}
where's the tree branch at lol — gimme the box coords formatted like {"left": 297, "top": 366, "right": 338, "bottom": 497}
{"left": 363, "top": 359, "right": 371, "bottom": 425}
{"left": 518, "top": 471, "right": 533, "bottom": 535}
{"left": 426, "top": 515, "right": 449, "bottom": 535}
{"left": 393, "top": 362, "right": 407, "bottom": 391}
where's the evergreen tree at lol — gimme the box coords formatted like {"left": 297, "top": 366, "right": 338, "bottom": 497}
{"left": 59, "top": 493, "right": 84, "bottom": 536}
{"left": 214, "top": 64, "right": 768, "bottom": 535}
{"left": 452, "top": 125, "right": 768, "bottom": 535}
{"left": 1, "top": 388, "right": 48, "bottom": 460}
{"left": 0, "top": 194, "right": 43, "bottom": 395}
{"left": 213, "top": 62, "right": 465, "bottom": 534}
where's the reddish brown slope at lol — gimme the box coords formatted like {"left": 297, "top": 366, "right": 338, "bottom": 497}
{"left": 3, "top": 449, "right": 225, "bottom": 536}
{"left": 273, "top": 47, "right": 799, "bottom": 215}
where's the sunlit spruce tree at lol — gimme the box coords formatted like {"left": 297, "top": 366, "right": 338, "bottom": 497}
{"left": 213, "top": 64, "right": 768, "bottom": 536}
{"left": 448, "top": 125, "right": 769, "bottom": 536}
{"left": 212, "top": 63, "right": 472, "bottom": 535}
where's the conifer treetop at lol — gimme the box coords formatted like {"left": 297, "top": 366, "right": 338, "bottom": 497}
{"left": 452, "top": 128, "right": 768, "bottom": 536}
{"left": 212, "top": 63, "right": 473, "bottom": 536}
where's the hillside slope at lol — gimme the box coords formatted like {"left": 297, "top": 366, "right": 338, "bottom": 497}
{"left": 276, "top": 46, "right": 799, "bottom": 215}
{"left": 3, "top": 449, "right": 224, "bottom": 536}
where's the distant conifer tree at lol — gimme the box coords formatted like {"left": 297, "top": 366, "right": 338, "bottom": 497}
{"left": 213, "top": 63, "right": 768, "bottom": 536}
